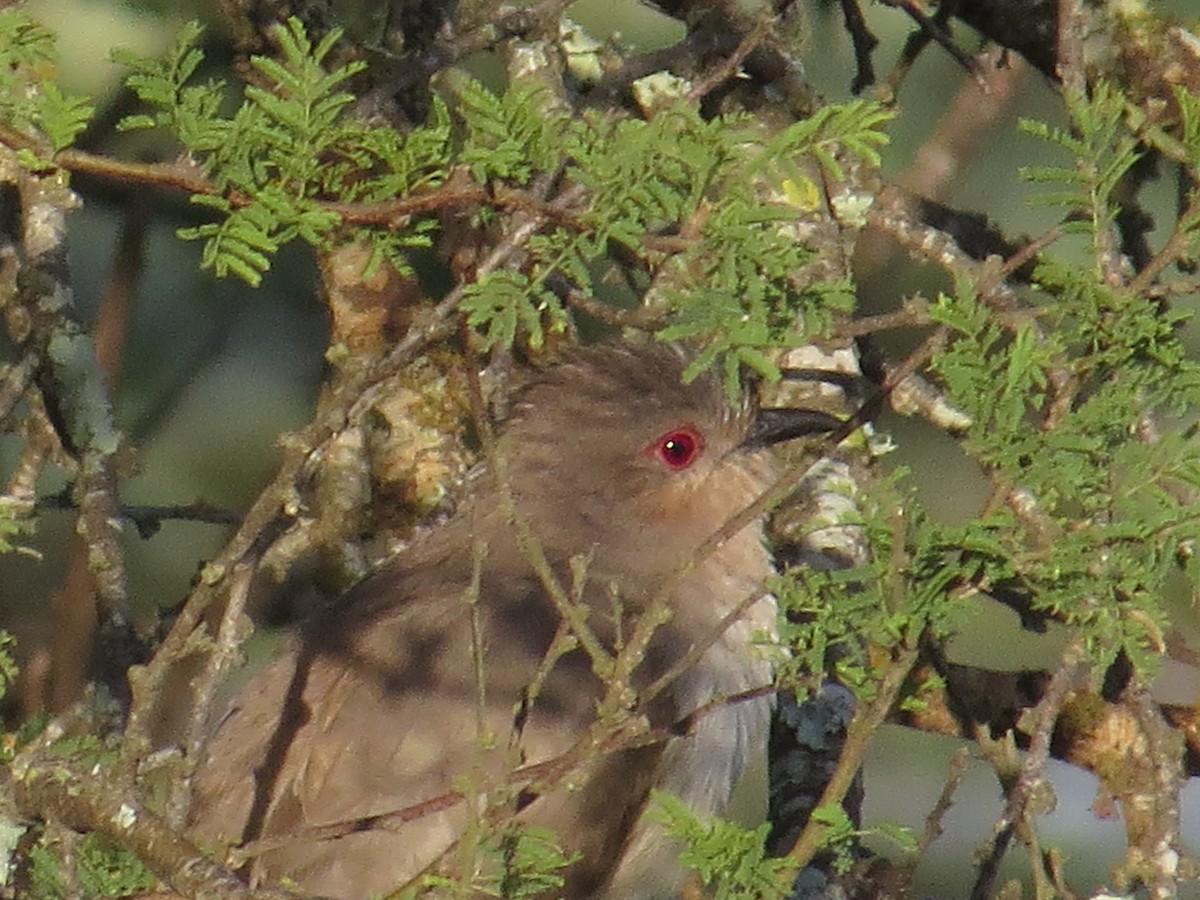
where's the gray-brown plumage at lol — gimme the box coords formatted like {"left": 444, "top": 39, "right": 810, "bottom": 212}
{"left": 189, "top": 339, "right": 838, "bottom": 898}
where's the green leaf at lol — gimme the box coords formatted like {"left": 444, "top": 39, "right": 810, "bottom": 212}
{"left": 40, "top": 82, "right": 93, "bottom": 151}
{"left": 1019, "top": 81, "right": 1141, "bottom": 242}
{"left": 460, "top": 271, "right": 567, "bottom": 351}
{"left": 0, "top": 9, "right": 92, "bottom": 154}
{"left": 76, "top": 834, "right": 156, "bottom": 898}
{"left": 652, "top": 791, "right": 790, "bottom": 900}
{"left": 114, "top": 16, "right": 436, "bottom": 285}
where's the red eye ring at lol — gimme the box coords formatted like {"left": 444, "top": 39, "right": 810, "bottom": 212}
{"left": 651, "top": 427, "right": 704, "bottom": 471}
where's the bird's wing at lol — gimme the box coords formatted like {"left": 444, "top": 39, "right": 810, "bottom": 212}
{"left": 189, "top": 572, "right": 645, "bottom": 897}
{"left": 190, "top": 587, "right": 516, "bottom": 883}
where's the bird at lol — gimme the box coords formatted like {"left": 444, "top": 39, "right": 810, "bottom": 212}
{"left": 188, "top": 338, "right": 841, "bottom": 899}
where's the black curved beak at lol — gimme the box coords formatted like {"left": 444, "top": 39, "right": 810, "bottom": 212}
{"left": 742, "top": 407, "right": 844, "bottom": 449}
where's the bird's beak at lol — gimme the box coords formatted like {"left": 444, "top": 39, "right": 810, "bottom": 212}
{"left": 742, "top": 407, "right": 844, "bottom": 449}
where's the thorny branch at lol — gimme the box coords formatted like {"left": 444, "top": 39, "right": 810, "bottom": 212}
{"left": 35, "top": 492, "right": 242, "bottom": 537}
{"left": 971, "top": 640, "right": 1086, "bottom": 900}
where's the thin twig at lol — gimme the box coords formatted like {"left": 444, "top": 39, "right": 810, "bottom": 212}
{"left": 641, "top": 585, "right": 768, "bottom": 706}
{"left": 168, "top": 555, "right": 259, "bottom": 828}
{"left": 780, "top": 643, "right": 921, "bottom": 875}
{"left": 997, "top": 223, "right": 1064, "bottom": 280}
{"left": 563, "top": 288, "right": 664, "bottom": 330}
{"left": 1128, "top": 191, "right": 1200, "bottom": 296}
{"left": 36, "top": 492, "right": 242, "bottom": 535}
{"left": 688, "top": 15, "right": 775, "bottom": 102}
{"left": 884, "top": 0, "right": 987, "bottom": 88}
{"left": 838, "top": 0, "right": 879, "bottom": 94}
{"left": 55, "top": 147, "right": 220, "bottom": 197}
{"left": 920, "top": 747, "right": 970, "bottom": 854}
{"left": 830, "top": 300, "right": 932, "bottom": 338}
{"left": 970, "top": 639, "right": 1086, "bottom": 900}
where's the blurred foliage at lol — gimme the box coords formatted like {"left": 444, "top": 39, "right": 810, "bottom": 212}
{"left": 0, "top": 9, "right": 92, "bottom": 157}
{"left": 0, "top": 631, "right": 15, "bottom": 705}
{"left": 0, "top": 505, "right": 32, "bottom": 559}
{"left": 413, "top": 824, "right": 580, "bottom": 899}
{"left": 25, "top": 831, "right": 156, "bottom": 899}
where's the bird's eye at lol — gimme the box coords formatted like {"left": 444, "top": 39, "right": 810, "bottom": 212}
{"left": 651, "top": 427, "right": 704, "bottom": 471}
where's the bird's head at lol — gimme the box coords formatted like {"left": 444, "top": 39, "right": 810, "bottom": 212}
{"left": 495, "top": 339, "right": 840, "bottom": 593}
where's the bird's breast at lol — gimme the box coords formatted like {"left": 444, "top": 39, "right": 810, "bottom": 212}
{"left": 599, "top": 573, "right": 777, "bottom": 899}
{"left": 664, "top": 582, "right": 776, "bottom": 816}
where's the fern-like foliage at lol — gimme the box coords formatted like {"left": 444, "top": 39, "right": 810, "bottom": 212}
{"left": 773, "top": 471, "right": 987, "bottom": 698}
{"left": 111, "top": 17, "right": 892, "bottom": 383}
{"left": 758, "top": 99, "right": 892, "bottom": 179}
{"left": 114, "top": 17, "right": 449, "bottom": 285}
{"left": 454, "top": 74, "right": 564, "bottom": 185}
{"left": 0, "top": 9, "right": 93, "bottom": 158}
{"left": 773, "top": 80, "right": 1200, "bottom": 709}
{"left": 458, "top": 93, "right": 888, "bottom": 386}
{"left": 1019, "top": 82, "right": 1141, "bottom": 258}
{"left": 902, "top": 81, "right": 1200, "bottom": 674}
{"left": 652, "top": 791, "right": 792, "bottom": 900}
{"left": 929, "top": 284, "right": 1199, "bottom": 669}
{"left": 460, "top": 269, "right": 568, "bottom": 351}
